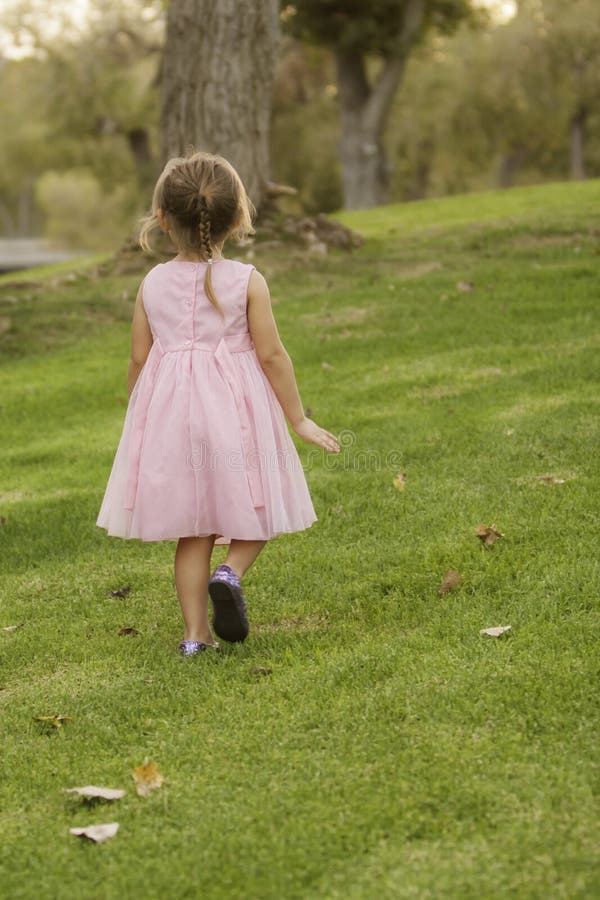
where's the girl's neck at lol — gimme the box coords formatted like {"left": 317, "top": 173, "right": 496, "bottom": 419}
{"left": 173, "top": 245, "right": 225, "bottom": 263}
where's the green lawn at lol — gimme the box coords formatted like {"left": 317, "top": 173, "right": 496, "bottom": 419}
{"left": 0, "top": 181, "right": 599, "bottom": 899}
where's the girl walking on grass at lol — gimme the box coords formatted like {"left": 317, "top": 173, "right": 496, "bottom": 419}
{"left": 97, "top": 151, "right": 339, "bottom": 655}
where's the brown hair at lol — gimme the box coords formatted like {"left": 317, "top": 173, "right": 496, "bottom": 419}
{"left": 139, "top": 151, "right": 255, "bottom": 313}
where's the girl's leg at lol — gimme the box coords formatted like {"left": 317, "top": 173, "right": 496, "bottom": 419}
{"left": 223, "top": 539, "right": 267, "bottom": 577}
{"left": 174, "top": 535, "right": 216, "bottom": 643}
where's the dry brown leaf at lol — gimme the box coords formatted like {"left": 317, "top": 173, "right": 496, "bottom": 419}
{"left": 110, "top": 585, "right": 131, "bottom": 598}
{"left": 438, "top": 570, "right": 462, "bottom": 595}
{"left": 393, "top": 472, "right": 407, "bottom": 491}
{"left": 250, "top": 666, "right": 273, "bottom": 677}
{"left": 475, "top": 524, "right": 504, "bottom": 546}
{"left": 480, "top": 625, "right": 512, "bottom": 638}
{"left": 70, "top": 823, "right": 119, "bottom": 843}
{"left": 457, "top": 280, "right": 474, "bottom": 292}
{"left": 2, "top": 624, "right": 24, "bottom": 633}
{"left": 117, "top": 626, "right": 139, "bottom": 636}
{"left": 65, "top": 786, "right": 125, "bottom": 801}
{"left": 132, "top": 761, "right": 164, "bottom": 797}
{"left": 0, "top": 515, "right": 7, "bottom": 526}
{"left": 535, "top": 474, "right": 567, "bottom": 485}
{"left": 33, "top": 715, "right": 72, "bottom": 729}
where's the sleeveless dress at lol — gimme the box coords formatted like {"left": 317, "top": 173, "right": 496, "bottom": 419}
{"left": 96, "top": 258, "right": 317, "bottom": 542}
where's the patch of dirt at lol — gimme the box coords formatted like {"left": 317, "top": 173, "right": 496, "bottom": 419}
{"left": 104, "top": 212, "right": 364, "bottom": 276}
{"left": 0, "top": 490, "right": 26, "bottom": 503}
{"left": 512, "top": 232, "right": 592, "bottom": 249}
{"left": 254, "top": 614, "right": 328, "bottom": 633}
{"left": 408, "top": 383, "right": 460, "bottom": 402}
{"left": 472, "top": 367, "right": 504, "bottom": 378}
{"left": 396, "top": 261, "right": 443, "bottom": 279}
{"left": 302, "top": 306, "right": 371, "bottom": 328}
{"left": 0, "top": 279, "right": 42, "bottom": 292}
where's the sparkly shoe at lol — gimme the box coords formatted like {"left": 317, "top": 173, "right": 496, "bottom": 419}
{"left": 177, "top": 640, "right": 220, "bottom": 656}
{"left": 208, "top": 564, "right": 249, "bottom": 643}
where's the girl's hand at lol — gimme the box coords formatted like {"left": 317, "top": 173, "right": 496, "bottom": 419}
{"left": 293, "top": 417, "right": 340, "bottom": 453}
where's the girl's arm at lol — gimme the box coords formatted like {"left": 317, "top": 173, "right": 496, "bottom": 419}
{"left": 247, "top": 270, "right": 339, "bottom": 453}
{"left": 128, "top": 282, "right": 153, "bottom": 395}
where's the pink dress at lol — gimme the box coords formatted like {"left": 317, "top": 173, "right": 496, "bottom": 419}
{"left": 96, "top": 258, "right": 317, "bottom": 541}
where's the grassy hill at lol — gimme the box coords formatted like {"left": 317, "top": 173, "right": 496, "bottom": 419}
{"left": 0, "top": 182, "right": 599, "bottom": 899}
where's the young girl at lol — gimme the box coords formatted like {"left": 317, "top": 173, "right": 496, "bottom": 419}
{"left": 96, "top": 151, "right": 339, "bottom": 656}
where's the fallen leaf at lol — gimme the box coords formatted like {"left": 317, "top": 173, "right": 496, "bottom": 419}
{"left": 250, "top": 666, "right": 273, "bottom": 677}
{"left": 457, "top": 280, "right": 474, "bottom": 292}
{"left": 393, "top": 472, "right": 407, "bottom": 491}
{"left": 438, "top": 570, "right": 462, "bottom": 595}
{"left": 70, "top": 823, "right": 119, "bottom": 843}
{"left": 480, "top": 625, "right": 512, "bottom": 638}
{"left": 65, "top": 786, "right": 125, "bottom": 801}
{"left": 110, "top": 585, "right": 131, "bottom": 598}
{"left": 0, "top": 516, "right": 7, "bottom": 526}
{"left": 475, "top": 524, "right": 503, "bottom": 546}
{"left": 132, "top": 761, "right": 164, "bottom": 797}
{"left": 33, "top": 715, "right": 73, "bottom": 729}
{"left": 321, "top": 361, "right": 333, "bottom": 370}
{"left": 535, "top": 474, "right": 567, "bottom": 485}
{"left": 118, "top": 626, "right": 139, "bottom": 636}
{"left": 2, "top": 624, "right": 24, "bottom": 633}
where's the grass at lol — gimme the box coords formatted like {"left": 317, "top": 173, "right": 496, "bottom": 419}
{"left": 1, "top": 180, "right": 599, "bottom": 899}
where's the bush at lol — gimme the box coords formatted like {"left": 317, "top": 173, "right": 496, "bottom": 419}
{"left": 35, "top": 168, "right": 136, "bottom": 251}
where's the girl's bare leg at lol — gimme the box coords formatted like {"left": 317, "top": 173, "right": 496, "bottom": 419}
{"left": 223, "top": 539, "right": 267, "bottom": 577}
{"left": 174, "top": 535, "right": 216, "bottom": 643}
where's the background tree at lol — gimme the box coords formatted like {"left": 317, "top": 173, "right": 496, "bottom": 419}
{"left": 161, "top": 0, "right": 279, "bottom": 207}
{"left": 524, "top": 0, "right": 600, "bottom": 180}
{"left": 0, "top": 0, "right": 162, "bottom": 244}
{"left": 286, "top": 0, "right": 478, "bottom": 209}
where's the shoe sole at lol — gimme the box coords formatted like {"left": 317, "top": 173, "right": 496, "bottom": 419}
{"left": 209, "top": 580, "right": 249, "bottom": 643}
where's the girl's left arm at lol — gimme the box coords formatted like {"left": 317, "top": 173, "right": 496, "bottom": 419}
{"left": 128, "top": 281, "right": 153, "bottom": 395}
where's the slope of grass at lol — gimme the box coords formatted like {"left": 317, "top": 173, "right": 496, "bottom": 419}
{"left": 0, "top": 181, "right": 599, "bottom": 899}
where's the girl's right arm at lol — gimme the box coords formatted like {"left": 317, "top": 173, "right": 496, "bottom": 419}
{"left": 247, "top": 270, "right": 339, "bottom": 454}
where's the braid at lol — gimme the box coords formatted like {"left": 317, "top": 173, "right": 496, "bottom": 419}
{"left": 198, "top": 196, "right": 212, "bottom": 261}
{"left": 197, "top": 193, "right": 221, "bottom": 315}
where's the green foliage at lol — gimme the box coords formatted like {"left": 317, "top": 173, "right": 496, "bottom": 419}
{"left": 0, "top": 0, "right": 161, "bottom": 245}
{"left": 271, "top": 43, "right": 343, "bottom": 211}
{"left": 384, "top": 1, "right": 600, "bottom": 199}
{"left": 286, "top": 0, "right": 475, "bottom": 54}
{"left": 1, "top": 181, "right": 599, "bottom": 897}
{"left": 35, "top": 169, "right": 138, "bottom": 250}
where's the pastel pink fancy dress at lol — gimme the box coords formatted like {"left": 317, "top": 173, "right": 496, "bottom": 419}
{"left": 96, "top": 259, "right": 317, "bottom": 541}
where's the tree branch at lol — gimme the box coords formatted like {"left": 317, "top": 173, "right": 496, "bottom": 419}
{"left": 363, "top": 0, "right": 426, "bottom": 135}
{"left": 335, "top": 47, "right": 370, "bottom": 111}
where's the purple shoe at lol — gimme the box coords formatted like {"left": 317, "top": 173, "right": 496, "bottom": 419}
{"left": 208, "top": 564, "right": 249, "bottom": 643}
{"left": 177, "top": 640, "right": 220, "bottom": 656}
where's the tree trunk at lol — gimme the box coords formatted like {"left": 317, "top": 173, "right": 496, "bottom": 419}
{"left": 407, "top": 138, "right": 433, "bottom": 200}
{"left": 336, "top": 50, "right": 387, "bottom": 209}
{"left": 497, "top": 150, "right": 524, "bottom": 188}
{"left": 160, "top": 0, "right": 279, "bottom": 207}
{"left": 335, "top": 0, "right": 425, "bottom": 209}
{"left": 569, "top": 108, "right": 586, "bottom": 180}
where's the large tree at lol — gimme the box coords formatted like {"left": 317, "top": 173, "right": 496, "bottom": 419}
{"left": 161, "top": 0, "right": 279, "bottom": 207}
{"left": 288, "top": 0, "right": 476, "bottom": 209}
